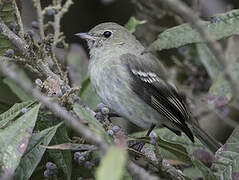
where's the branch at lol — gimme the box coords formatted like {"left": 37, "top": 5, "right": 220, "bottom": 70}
{"left": 53, "top": 0, "right": 73, "bottom": 44}
{"left": 159, "top": 0, "right": 239, "bottom": 103}
{"left": 0, "top": 19, "right": 30, "bottom": 58}
{"left": 0, "top": 58, "right": 108, "bottom": 153}
{"left": 127, "top": 162, "right": 159, "bottom": 180}
{"left": 32, "top": 0, "right": 45, "bottom": 40}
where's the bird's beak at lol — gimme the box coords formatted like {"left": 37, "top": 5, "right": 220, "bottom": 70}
{"left": 75, "top": 33, "right": 95, "bottom": 41}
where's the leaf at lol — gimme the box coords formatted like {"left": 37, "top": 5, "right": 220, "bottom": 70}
{"left": 79, "top": 77, "right": 101, "bottom": 109}
{"left": 0, "top": 78, "right": 20, "bottom": 113}
{"left": 132, "top": 128, "right": 206, "bottom": 156}
{"left": 67, "top": 44, "right": 89, "bottom": 87}
{"left": 0, "top": 101, "right": 35, "bottom": 128}
{"left": 211, "top": 126, "right": 239, "bottom": 180}
{"left": 96, "top": 146, "right": 127, "bottom": 180}
{"left": 36, "top": 113, "right": 72, "bottom": 180}
{"left": 209, "top": 59, "right": 239, "bottom": 101}
{"left": 0, "top": 104, "right": 41, "bottom": 175}
{"left": 73, "top": 103, "right": 112, "bottom": 144}
{"left": 125, "top": 16, "right": 146, "bottom": 33}
{"left": 192, "top": 158, "right": 217, "bottom": 180}
{"left": 13, "top": 123, "right": 61, "bottom": 180}
{"left": 0, "top": 1, "right": 16, "bottom": 55}
{"left": 196, "top": 43, "right": 221, "bottom": 80}
{"left": 47, "top": 124, "right": 72, "bottom": 180}
{"left": 3, "top": 76, "right": 33, "bottom": 101}
{"left": 148, "top": 9, "right": 239, "bottom": 51}
{"left": 156, "top": 136, "right": 192, "bottom": 164}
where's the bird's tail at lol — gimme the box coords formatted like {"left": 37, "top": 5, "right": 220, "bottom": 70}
{"left": 191, "top": 121, "right": 221, "bottom": 153}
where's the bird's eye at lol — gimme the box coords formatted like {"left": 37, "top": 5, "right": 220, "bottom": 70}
{"left": 103, "top": 31, "right": 112, "bottom": 38}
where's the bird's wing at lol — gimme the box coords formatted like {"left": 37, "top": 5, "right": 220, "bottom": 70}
{"left": 121, "top": 53, "right": 194, "bottom": 142}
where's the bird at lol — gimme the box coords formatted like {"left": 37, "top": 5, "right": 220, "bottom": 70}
{"left": 75, "top": 22, "right": 221, "bottom": 152}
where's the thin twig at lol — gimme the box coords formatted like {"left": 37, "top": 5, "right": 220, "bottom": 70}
{"left": 13, "top": 0, "right": 24, "bottom": 39}
{"left": 159, "top": 0, "right": 239, "bottom": 103}
{"left": 53, "top": 0, "right": 73, "bottom": 45}
{"left": 0, "top": 19, "right": 30, "bottom": 58}
{"left": 32, "top": 0, "right": 45, "bottom": 40}
{"left": 127, "top": 162, "right": 159, "bottom": 180}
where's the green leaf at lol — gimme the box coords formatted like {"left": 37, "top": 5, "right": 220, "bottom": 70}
{"left": 67, "top": 45, "right": 89, "bottom": 87}
{"left": 132, "top": 128, "right": 206, "bottom": 156}
{"left": 211, "top": 126, "right": 239, "bottom": 180}
{"left": 196, "top": 43, "right": 221, "bottom": 80}
{"left": 3, "top": 77, "right": 33, "bottom": 101}
{"left": 13, "top": 123, "right": 61, "bottom": 180}
{"left": 47, "top": 124, "right": 72, "bottom": 180}
{"left": 96, "top": 146, "right": 127, "bottom": 180}
{"left": 79, "top": 77, "right": 101, "bottom": 109}
{"left": 148, "top": 9, "right": 239, "bottom": 51}
{"left": 73, "top": 103, "right": 112, "bottom": 144}
{"left": 209, "top": 59, "right": 239, "bottom": 101}
{"left": 125, "top": 16, "right": 146, "bottom": 33}
{"left": 0, "top": 104, "right": 41, "bottom": 174}
{"left": 0, "top": 78, "right": 20, "bottom": 113}
{"left": 36, "top": 113, "right": 72, "bottom": 180}
{"left": 156, "top": 136, "right": 192, "bottom": 164}
{"left": 192, "top": 158, "right": 217, "bottom": 180}
{"left": 0, "top": 101, "right": 35, "bottom": 128}
{"left": 0, "top": 1, "right": 17, "bottom": 55}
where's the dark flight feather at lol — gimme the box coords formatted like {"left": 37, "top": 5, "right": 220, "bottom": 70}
{"left": 124, "top": 54, "right": 194, "bottom": 142}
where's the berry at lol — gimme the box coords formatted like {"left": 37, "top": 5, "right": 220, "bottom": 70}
{"left": 74, "top": 152, "right": 86, "bottom": 165}
{"left": 101, "top": 107, "right": 109, "bottom": 114}
{"left": 74, "top": 152, "right": 81, "bottom": 160}
{"left": 112, "top": 125, "right": 120, "bottom": 133}
{"left": 95, "top": 112, "right": 104, "bottom": 123}
{"left": 97, "top": 103, "right": 105, "bottom": 110}
{"left": 4, "top": 49, "right": 14, "bottom": 57}
{"left": 45, "top": 44, "right": 52, "bottom": 52}
{"left": 56, "top": 91, "right": 63, "bottom": 98}
{"left": 21, "top": 107, "right": 31, "bottom": 114}
{"left": 46, "top": 162, "right": 57, "bottom": 170}
{"left": 35, "top": 78, "right": 42, "bottom": 86}
{"left": 47, "top": 93, "right": 53, "bottom": 97}
{"left": 107, "top": 129, "right": 114, "bottom": 136}
{"left": 46, "top": 9, "right": 56, "bottom": 16}
{"left": 43, "top": 169, "right": 50, "bottom": 178}
{"left": 31, "top": 21, "right": 38, "bottom": 29}
{"left": 149, "top": 131, "right": 157, "bottom": 138}
{"left": 25, "top": 30, "right": 35, "bottom": 37}
{"left": 9, "top": 22, "right": 15, "bottom": 31}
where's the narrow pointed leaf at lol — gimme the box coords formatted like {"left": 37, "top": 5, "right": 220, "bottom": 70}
{"left": 96, "top": 146, "right": 127, "bottom": 180}
{"left": 73, "top": 103, "right": 112, "bottom": 144}
{"left": 0, "top": 104, "right": 41, "bottom": 175}
{"left": 0, "top": 101, "right": 35, "bottom": 128}
{"left": 14, "top": 123, "right": 62, "bottom": 180}
{"left": 149, "top": 9, "right": 239, "bottom": 51}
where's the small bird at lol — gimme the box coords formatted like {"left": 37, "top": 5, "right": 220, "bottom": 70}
{"left": 75, "top": 22, "right": 220, "bottom": 152}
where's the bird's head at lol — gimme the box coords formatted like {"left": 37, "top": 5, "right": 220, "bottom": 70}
{"left": 75, "top": 22, "right": 137, "bottom": 52}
